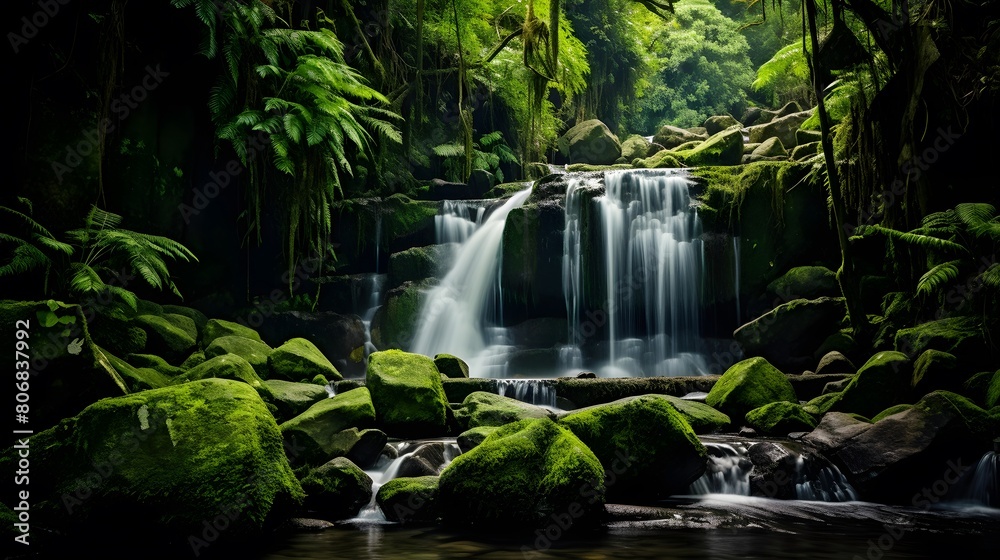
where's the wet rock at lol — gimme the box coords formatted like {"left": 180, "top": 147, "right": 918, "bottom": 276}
{"left": 174, "top": 354, "right": 274, "bottom": 403}
{"left": 388, "top": 244, "right": 454, "bottom": 290}
{"left": 257, "top": 311, "right": 369, "bottom": 377}
{"left": 454, "top": 391, "right": 554, "bottom": 430}
{"left": 300, "top": 457, "right": 373, "bottom": 520}
{"left": 366, "top": 350, "right": 449, "bottom": 436}
{"left": 706, "top": 357, "right": 798, "bottom": 421}
{"left": 457, "top": 426, "right": 498, "bottom": 453}
{"left": 269, "top": 337, "right": 343, "bottom": 383}
{"left": 832, "top": 351, "right": 911, "bottom": 418}
{"left": 370, "top": 280, "right": 429, "bottom": 352}
{"left": 263, "top": 378, "right": 329, "bottom": 421}
{"left": 377, "top": 476, "right": 440, "bottom": 523}
{"left": 745, "top": 401, "right": 817, "bottom": 435}
{"left": 279, "top": 387, "right": 376, "bottom": 465}
{"left": 204, "top": 335, "right": 273, "bottom": 378}
{"left": 434, "top": 353, "right": 470, "bottom": 379}
{"left": 734, "top": 297, "right": 848, "bottom": 371}
{"left": 345, "top": 429, "right": 388, "bottom": 470}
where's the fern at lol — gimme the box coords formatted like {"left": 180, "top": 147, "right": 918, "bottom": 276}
{"left": 850, "top": 224, "right": 967, "bottom": 254}
{"left": 916, "top": 260, "right": 962, "bottom": 295}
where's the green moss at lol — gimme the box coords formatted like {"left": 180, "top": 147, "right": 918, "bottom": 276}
{"left": 279, "top": 387, "right": 376, "bottom": 465}
{"left": 834, "top": 351, "right": 911, "bottom": 418}
{"left": 565, "top": 163, "right": 633, "bottom": 172}
{"left": 4, "top": 379, "right": 302, "bottom": 539}
{"left": 672, "top": 125, "right": 743, "bottom": 167}
{"left": 312, "top": 374, "right": 329, "bottom": 386}
{"left": 894, "top": 317, "right": 985, "bottom": 360}
{"left": 660, "top": 396, "right": 731, "bottom": 434}
{"left": 745, "top": 401, "right": 817, "bottom": 435}
{"left": 383, "top": 193, "right": 439, "bottom": 243}
{"left": 454, "top": 391, "right": 554, "bottom": 430}
{"left": 377, "top": 476, "right": 440, "bottom": 524}
{"left": 366, "top": 350, "right": 449, "bottom": 436}
{"left": 103, "top": 350, "right": 172, "bottom": 392}
{"left": 485, "top": 181, "right": 532, "bottom": 198}
{"left": 180, "top": 351, "right": 206, "bottom": 370}
{"left": 161, "top": 304, "right": 208, "bottom": 335}
{"left": 457, "top": 426, "right": 499, "bottom": 452}
{"left": 205, "top": 335, "right": 273, "bottom": 378}
{"left": 126, "top": 353, "right": 185, "bottom": 377}
{"left": 802, "top": 391, "right": 842, "bottom": 416}
{"left": 135, "top": 314, "right": 197, "bottom": 363}
{"left": 914, "top": 390, "right": 998, "bottom": 435}
{"left": 89, "top": 315, "right": 148, "bottom": 356}
{"left": 264, "top": 379, "right": 329, "bottom": 422}
{"left": 174, "top": 354, "right": 274, "bottom": 403}
{"left": 388, "top": 244, "right": 453, "bottom": 290}
{"left": 872, "top": 404, "right": 913, "bottom": 422}
{"left": 438, "top": 418, "right": 605, "bottom": 528}
{"left": 766, "top": 266, "right": 838, "bottom": 300}
{"left": 911, "top": 349, "right": 960, "bottom": 392}
{"left": 558, "top": 395, "right": 707, "bottom": 498}
{"left": 135, "top": 298, "right": 164, "bottom": 316}
{"left": 202, "top": 318, "right": 264, "bottom": 346}
{"left": 434, "top": 353, "right": 470, "bottom": 379}
{"left": 988, "top": 370, "right": 1000, "bottom": 408}
{"left": 637, "top": 150, "right": 684, "bottom": 169}
{"left": 300, "top": 457, "right": 373, "bottom": 520}
{"left": 268, "top": 337, "right": 342, "bottom": 382}
{"left": 370, "top": 280, "right": 430, "bottom": 350}
{"left": 705, "top": 357, "right": 798, "bottom": 421}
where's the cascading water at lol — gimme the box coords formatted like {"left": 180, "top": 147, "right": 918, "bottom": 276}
{"left": 732, "top": 236, "right": 742, "bottom": 325}
{"left": 354, "top": 441, "right": 461, "bottom": 523}
{"left": 952, "top": 451, "right": 999, "bottom": 508}
{"left": 496, "top": 379, "right": 557, "bottom": 407}
{"left": 689, "top": 442, "right": 752, "bottom": 495}
{"left": 410, "top": 187, "right": 533, "bottom": 375}
{"left": 436, "top": 200, "right": 486, "bottom": 244}
{"left": 569, "top": 169, "right": 708, "bottom": 376}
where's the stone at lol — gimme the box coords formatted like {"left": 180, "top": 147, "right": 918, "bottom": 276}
{"left": 300, "top": 457, "right": 373, "bottom": 520}
{"left": 766, "top": 266, "right": 839, "bottom": 303}
{"left": 744, "top": 401, "right": 817, "bottom": 435}
{"left": 557, "top": 119, "right": 622, "bottom": 165}
{"left": 705, "top": 357, "right": 798, "bottom": 422}
{"left": 279, "top": 387, "right": 377, "bottom": 465}
{"left": 346, "top": 428, "right": 388, "bottom": 470}
{"left": 734, "top": 297, "right": 848, "bottom": 371}
{"left": 558, "top": 395, "right": 707, "bottom": 499}
{"left": 621, "top": 135, "right": 653, "bottom": 161}
{"left": 833, "top": 351, "right": 912, "bottom": 419}
{"left": 268, "top": 337, "right": 343, "bottom": 383}
{"left": 366, "top": 350, "right": 449, "bottom": 436}
{"left": 202, "top": 318, "right": 263, "bottom": 346}
{"left": 652, "top": 125, "right": 706, "bottom": 149}
{"left": 457, "top": 426, "right": 499, "bottom": 453}
{"left": 434, "top": 353, "right": 470, "bottom": 379}
{"left": 438, "top": 418, "right": 605, "bottom": 528}
{"left": 673, "top": 126, "right": 744, "bottom": 167}
{"left": 795, "top": 129, "right": 822, "bottom": 145}
{"left": 377, "top": 476, "right": 440, "bottom": 523}
{"left": 388, "top": 245, "right": 454, "bottom": 291}
{"left": 454, "top": 391, "right": 554, "bottom": 430}
{"left": 894, "top": 317, "right": 986, "bottom": 367}
{"left": 911, "top": 349, "right": 962, "bottom": 393}
{"left": 791, "top": 141, "right": 821, "bottom": 160}
{"left": 750, "top": 137, "right": 788, "bottom": 158}
{"left": 256, "top": 311, "right": 369, "bottom": 378}
{"left": 263, "top": 379, "right": 329, "bottom": 421}
{"left": 204, "top": 335, "right": 273, "bottom": 378}
{"left": 703, "top": 115, "right": 742, "bottom": 135}
{"left": 173, "top": 354, "right": 274, "bottom": 403}
{"left": 370, "top": 281, "right": 429, "bottom": 352}
{"left": 815, "top": 351, "right": 856, "bottom": 375}
{"left": 468, "top": 169, "right": 496, "bottom": 192}
{"left": 135, "top": 314, "right": 197, "bottom": 363}
{"left": 747, "top": 109, "right": 813, "bottom": 148}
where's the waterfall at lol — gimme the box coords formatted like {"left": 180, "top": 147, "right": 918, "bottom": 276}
{"left": 952, "top": 451, "right": 999, "bottom": 508}
{"left": 360, "top": 273, "right": 386, "bottom": 358}
{"left": 689, "top": 442, "right": 752, "bottom": 495}
{"left": 592, "top": 169, "right": 707, "bottom": 376}
{"left": 436, "top": 200, "right": 486, "bottom": 245}
{"left": 496, "top": 379, "right": 557, "bottom": 408}
{"left": 411, "top": 187, "right": 533, "bottom": 374}
{"left": 353, "top": 441, "right": 462, "bottom": 523}
{"left": 563, "top": 177, "right": 588, "bottom": 347}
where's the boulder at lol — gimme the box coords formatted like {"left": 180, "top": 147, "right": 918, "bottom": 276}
{"left": 264, "top": 379, "right": 329, "bottom": 421}
{"left": 815, "top": 351, "right": 856, "bottom": 375}
{"left": 135, "top": 314, "right": 198, "bottom": 363}
{"left": 345, "top": 428, "right": 388, "bottom": 470}
{"left": 660, "top": 395, "right": 731, "bottom": 434}
{"left": 256, "top": 311, "right": 369, "bottom": 377}
{"left": 388, "top": 245, "right": 454, "bottom": 290}
{"left": 790, "top": 141, "right": 821, "bottom": 161}
{"left": 894, "top": 317, "right": 986, "bottom": 367}
{"left": 424, "top": 178, "right": 486, "bottom": 201}
{"left": 705, "top": 357, "right": 798, "bottom": 422}
{"left": 766, "top": 266, "right": 839, "bottom": 302}
{"left": 833, "top": 351, "right": 912, "bottom": 418}
{"left": 795, "top": 129, "right": 822, "bottom": 145}
{"left": 752, "top": 101, "right": 803, "bottom": 125}
{"left": 652, "top": 125, "right": 706, "bottom": 149}
{"left": 457, "top": 426, "right": 499, "bottom": 453}
{"left": 268, "top": 337, "right": 343, "bottom": 383}
{"left": 744, "top": 401, "right": 817, "bottom": 435}
{"left": 468, "top": 169, "right": 496, "bottom": 192}
{"left": 802, "top": 391, "right": 843, "bottom": 416}
{"left": 621, "top": 135, "right": 653, "bottom": 161}
{"left": 377, "top": 476, "right": 440, "bottom": 524}
{"left": 871, "top": 404, "right": 913, "bottom": 422}
{"left": 454, "top": 391, "right": 555, "bottom": 430}
{"left": 173, "top": 354, "right": 274, "bottom": 403}
{"left": 434, "top": 353, "right": 470, "bottom": 379}
{"left": 205, "top": 335, "right": 273, "bottom": 378}
{"left": 0, "top": 379, "right": 302, "bottom": 546}
{"left": 279, "top": 387, "right": 377, "bottom": 465}
{"left": 734, "top": 297, "right": 848, "bottom": 371}
{"left": 161, "top": 304, "right": 208, "bottom": 337}
{"left": 366, "top": 350, "right": 449, "bottom": 436}
{"left": 638, "top": 149, "right": 684, "bottom": 169}
{"left": 750, "top": 137, "right": 787, "bottom": 159}
{"left": 557, "top": 119, "right": 622, "bottom": 165}
{"left": 746, "top": 441, "right": 853, "bottom": 500}
{"left": 747, "top": 110, "right": 812, "bottom": 148}
{"left": 370, "top": 281, "right": 428, "bottom": 352}
{"left": 438, "top": 418, "right": 605, "bottom": 528}
{"left": 103, "top": 351, "right": 172, "bottom": 392}
{"left": 300, "top": 457, "right": 373, "bottom": 520}
{"left": 703, "top": 115, "right": 741, "bottom": 135}
{"left": 125, "top": 353, "right": 185, "bottom": 377}
{"left": 805, "top": 391, "right": 1000, "bottom": 502}
{"left": 673, "top": 126, "right": 744, "bottom": 167}
{"left": 202, "top": 318, "right": 263, "bottom": 346}
{"left": 911, "top": 349, "right": 961, "bottom": 393}
{"left": 558, "top": 395, "right": 707, "bottom": 499}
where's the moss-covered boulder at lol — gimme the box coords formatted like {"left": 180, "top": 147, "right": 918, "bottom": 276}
{"left": 377, "top": 476, "right": 440, "bottom": 524}
{"left": 833, "top": 351, "right": 912, "bottom": 419}
{"left": 661, "top": 396, "right": 731, "bottom": 434}
{"left": 703, "top": 114, "right": 741, "bottom": 135}
{"left": 557, "top": 119, "right": 621, "bottom": 164}
{"left": 620, "top": 134, "right": 653, "bottom": 161}
{"left": 747, "top": 109, "right": 812, "bottom": 147}
{"left": 766, "top": 266, "right": 839, "bottom": 302}
{"left": 0, "top": 379, "right": 303, "bottom": 547}
{"left": 706, "top": 357, "right": 797, "bottom": 422}
{"left": 750, "top": 137, "right": 788, "bottom": 159}
{"left": 174, "top": 354, "right": 274, "bottom": 403}
{"left": 558, "top": 395, "right": 707, "bottom": 499}
{"left": 734, "top": 297, "right": 847, "bottom": 371}
{"left": 457, "top": 426, "right": 499, "bottom": 453}
{"left": 911, "top": 349, "right": 962, "bottom": 393}
{"left": 438, "top": 418, "right": 605, "bottom": 528}
{"left": 300, "top": 457, "right": 372, "bottom": 520}
{"left": 454, "top": 391, "right": 555, "bottom": 430}
{"left": 366, "top": 350, "right": 449, "bottom": 436}
{"left": 345, "top": 429, "right": 389, "bottom": 470}
{"left": 268, "top": 337, "right": 342, "bottom": 383}
{"left": 388, "top": 244, "right": 454, "bottom": 290}
{"left": 802, "top": 391, "right": 843, "bottom": 416}
{"left": 370, "top": 280, "right": 429, "bottom": 350}
{"left": 278, "top": 387, "right": 377, "bottom": 466}
{"left": 161, "top": 304, "right": 209, "bottom": 335}
{"left": 264, "top": 379, "right": 329, "bottom": 421}
{"left": 815, "top": 351, "right": 856, "bottom": 375}
{"left": 104, "top": 351, "right": 172, "bottom": 392}
{"left": 205, "top": 335, "right": 273, "bottom": 378}
{"left": 637, "top": 149, "right": 684, "bottom": 169}
{"left": 135, "top": 313, "right": 198, "bottom": 363}
{"left": 894, "top": 316, "right": 986, "bottom": 366}
{"left": 653, "top": 124, "right": 706, "bottom": 149}
{"left": 125, "top": 353, "right": 185, "bottom": 377}
{"left": 202, "top": 318, "right": 263, "bottom": 346}
{"left": 673, "top": 125, "right": 744, "bottom": 167}
{"left": 434, "top": 353, "right": 470, "bottom": 379}
{"left": 745, "top": 401, "right": 817, "bottom": 435}
{"left": 871, "top": 404, "right": 913, "bottom": 422}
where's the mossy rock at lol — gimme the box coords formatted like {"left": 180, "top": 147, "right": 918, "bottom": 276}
{"left": 652, "top": 124, "right": 705, "bottom": 149}
{"left": 750, "top": 137, "right": 787, "bottom": 158}
{"left": 894, "top": 316, "right": 985, "bottom": 363}
{"left": 388, "top": 244, "right": 454, "bottom": 290}
{"left": 745, "top": 401, "right": 817, "bottom": 435}
{"left": 557, "top": 118, "right": 622, "bottom": 165}
{"left": 673, "top": 125, "right": 744, "bottom": 167}
{"left": 377, "top": 476, "right": 440, "bottom": 524}
{"left": 434, "top": 353, "right": 470, "bottom": 379}
{"left": 180, "top": 351, "right": 206, "bottom": 370}
{"left": 565, "top": 163, "right": 633, "bottom": 172}
{"left": 366, "top": 350, "right": 449, "bottom": 436}
{"left": 135, "top": 298, "right": 164, "bottom": 316}
{"left": 457, "top": 426, "right": 499, "bottom": 453}
{"left": 485, "top": 181, "right": 532, "bottom": 198}
{"left": 279, "top": 387, "right": 376, "bottom": 466}
{"left": 871, "top": 403, "right": 913, "bottom": 422}
{"left": 438, "top": 418, "right": 605, "bottom": 528}
{"left": 988, "top": 369, "right": 1000, "bottom": 408}
{"left": 382, "top": 193, "right": 439, "bottom": 243}
{"left": 0, "top": 379, "right": 303, "bottom": 545}
{"left": 202, "top": 318, "right": 264, "bottom": 346}
{"left": 637, "top": 149, "right": 684, "bottom": 169}
{"left": 263, "top": 379, "right": 329, "bottom": 422}
{"left": 621, "top": 134, "right": 653, "bottom": 161}
{"left": 268, "top": 337, "right": 342, "bottom": 383}
{"left": 103, "top": 350, "right": 172, "bottom": 392}
{"left": 300, "top": 457, "right": 372, "bottom": 520}
{"left": 454, "top": 391, "right": 555, "bottom": 430}
{"left": 833, "top": 351, "right": 912, "bottom": 419}
{"left": 734, "top": 297, "right": 847, "bottom": 371}
{"left": 802, "top": 391, "right": 842, "bottom": 416}
{"left": 312, "top": 374, "right": 329, "bottom": 386}
{"left": 703, "top": 114, "right": 741, "bottom": 135}
{"left": 205, "top": 335, "right": 273, "bottom": 378}
{"left": 661, "top": 395, "right": 731, "bottom": 434}
{"left": 345, "top": 428, "right": 389, "bottom": 470}
{"left": 161, "top": 304, "right": 209, "bottom": 335}
{"left": 125, "top": 353, "right": 185, "bottom": 377}
{"left": 135, "top": 314, "right": 198, "bottom": 364}
{"left": 911, "top": 349, "right": 962, "bottom": 393}
{"left": 174, "top": 354, "right": 274, "bottom": 403}
{"left": 370, "top": 280, "right": 430, "bottom": 350}
{"left": 705, "top": 357, "right": 797, "bottom": 422}
{"left": 558, "top": 395, "right": 707, "bottom": 499}
{"left": 88, "top": 315, "right": 148, "bottom": 356}
{"left": 766, "top": 266, "right": 838, "bottom": 301}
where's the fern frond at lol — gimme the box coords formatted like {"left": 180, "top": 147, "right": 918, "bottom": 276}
{"left": 916, "top": 260, "right": 962, "bottom": 295}
{"left": 849, "top": 224, "right": 968, "bottom": 253}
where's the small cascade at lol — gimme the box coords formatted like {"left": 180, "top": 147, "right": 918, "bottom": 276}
{"left": 324, "top": 381, "right": 337, "bottom": 398}
{"left": 495, "top": 379, "right": 557, "bottom": 408}
{"left": 792, "top": 455, "right": 858, "bottom": 502}
{"left": 374, "top": 213, "right": 383, "bottom": 273}
{"left": 359, "top": 273, "right": 386, "bottom": 357}
{"left": 410, "top": 187, "right": 533, "bottom": 374}
{"left": 689, "top": 442, "right": 752, "bottom": 495}
{"left": 732, "top": 236, "right": 742, "bottom": 325}
{"left": 436, "top": 200, "right": 486, "bottom": 245}
{"left": 562, "top": 177, "right": 590, "bottom": 348}
{"left": 354, "top": 440, "right": 462, "bottom": 523}
{"left": 952, "top": 451, "right": 999, "bottom": 508}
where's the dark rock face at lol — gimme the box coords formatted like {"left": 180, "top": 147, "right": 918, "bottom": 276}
{"left": 734, "top": 297, "right": 848, "bottom": 371}
{"left": 256, "top": 311, "right": 368, "bottom": 377}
